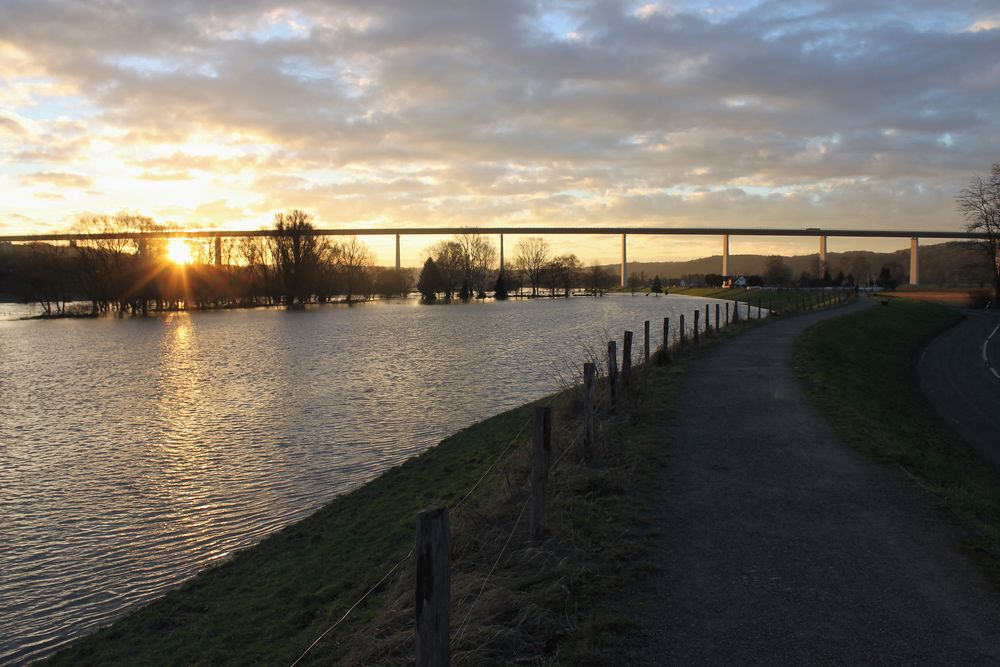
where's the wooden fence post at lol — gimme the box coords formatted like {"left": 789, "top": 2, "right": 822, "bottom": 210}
{"left": 725, "top": 301, "right": 730, "bottom": 325}
{"left": 608, "top": 340, "right": 619, "bottom": 404}
{"left": 693, "top": 310, "right": 700, "bottom": 348}
{"left": 747, "top": 300, "right": 751, "bottom": 319}
{"left": 622, "top": 330, "right": 633, "bottom": 389}
{"left": 583, "top": 363, "right": 595, "bottom": 449}
{"left": 531, "top": 406, "right": 552, "bottom": 540}
{"left": 416, "top": 507, "right": 450, "bottom": 667}
{"left": 643, "top": 320, "right": 650, "bottom": 365}
{"left": 704, "top": 304, "right": 710, "bottom": 336}
{"left": 679, "top": 314, "right": 685, "bottom": 349}
{"left": 757, "top": 299, "right": 762, "bottom": 319}
{"left": 715, "top": 303, "right": 721, "bottom": 332}
{"left": 662, "top": 317, "right": 671, "bottom": 363}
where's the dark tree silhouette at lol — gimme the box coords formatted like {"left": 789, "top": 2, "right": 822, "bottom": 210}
{"left": 417, "top": 257, "right": 443, "bottom": 303}
{"left": 957, "top": 162, "right": 1000, "bottom": 307}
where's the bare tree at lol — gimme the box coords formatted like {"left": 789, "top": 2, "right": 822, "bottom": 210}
{"left": 270, "top": 209, "right": 324, "bottom": 308}
{"left": 513, "top": 237, "right": 550, "bottom": 297}
{"left": 957, "top": 163, "right": 1000, "bottom": 308}
{"left": 454, "top": 233, "right": 497, "bottom": 298}
{"left": 335, "top": 235, "right": 375, "bottom": 302}
{"left": 427, "top": 240, "right": 464, "bottom": 300}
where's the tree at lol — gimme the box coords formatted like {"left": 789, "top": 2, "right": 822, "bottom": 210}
{"left": 335, "top": 235, "right": 374, "bottom": 303}
{"left": 585, "top": 261, "right": 615, "bottom": 296}
{"left": 513, "top": 237, "right": 551, "bottom": 297}
{"left": 876, "top": 265, "right": 898, "bottom": 290}
{"left": 957, "top": 162, "right": 1000, "bottom": 308}
{"left": 627, "top": 272, "right": 643, "bottom": 295}
{"left": 493, "top": 272, "right": 509, "bottom": 300}
{"left": 417, "top": 257, "right": 443, "bottom": 303}
{"left": 427, "top": 240, "right": 464, "bottom": 301}
{"left": 270, "top": 210, "right": 325, "bottom": 308}
{"left": 650, "top": 275, "right": 663, "bottom": 293}
{"left": 764, "top": 255, "right": 792, "bottom": 286}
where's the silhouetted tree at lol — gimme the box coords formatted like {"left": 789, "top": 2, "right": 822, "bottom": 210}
{"left": 270, "top": 210, "right": 324, "bottom": 308}
{"left": 764, "top": 255, "right": 792, "bottom": 286}
{"left": 877, "top": 265, "right": 898, "bottom": 290}
{"left": 650, "top": 275, "right": 663, "bottom": 293}
{"left": 514, "top": 237, "right": 551, "bottom": 297}
{"left": 417, "top": 257, "right": 443, "bottom": 303}
{"left": 335, "top": 235, "right": 374, "bottom": 303}
{"left": 493, "top": 272, "right": 509, "bottom": 300}
{"left": 957, "top": 162, "right": 1000, "bottom": 307}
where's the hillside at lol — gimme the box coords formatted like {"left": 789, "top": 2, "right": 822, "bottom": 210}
{"left": 616, "top": 241, "right": 994, "bottom": 287}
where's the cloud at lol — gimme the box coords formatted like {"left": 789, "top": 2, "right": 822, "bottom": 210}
{"left": 20, "top": 171, "right": 93, "bottom": 188}
{"left": 0, "top": 0, "right": 998, "bottom": 250}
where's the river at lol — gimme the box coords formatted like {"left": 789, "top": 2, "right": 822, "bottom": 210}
{"left": 0, "top": 293, "right": 733, "bottom": 663}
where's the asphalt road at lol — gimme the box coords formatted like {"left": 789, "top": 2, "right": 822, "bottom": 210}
{"left": 621, "top": 300, "right": 1000, "bottom": 665}
{"left": 917, "top": 309, "right": 1000, "bottom": 470}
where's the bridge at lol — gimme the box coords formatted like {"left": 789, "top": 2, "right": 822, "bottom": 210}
{"left": 1, "top": 226, "right": 988, "bottom": 288}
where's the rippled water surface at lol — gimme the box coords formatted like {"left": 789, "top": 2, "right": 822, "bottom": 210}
{"left": 0, "top": 293, "right": 730, "bottom": 663}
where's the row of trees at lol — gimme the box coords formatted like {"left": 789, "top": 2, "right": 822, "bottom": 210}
{"left": 4, "top": 211, "right": 415, "bottom": 315}
{"left": 415, "top": 236, "right": 618, "bottom": 302}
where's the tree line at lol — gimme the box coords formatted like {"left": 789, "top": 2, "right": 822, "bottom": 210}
{"left": 1, "top": 211, "right": 411, "bottom": 315}
{"left": 416, "top": 235, "right": 618, "bottom": 303}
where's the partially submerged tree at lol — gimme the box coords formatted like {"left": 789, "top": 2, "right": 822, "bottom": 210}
{"left": 957, "top": 162, "right": 1000, "bottom": 307}
{"left": 513, "top": 237, "right": 550, "bottom": 297}
{"left": 270, "top": 209, "right": 325, "bottom": 308}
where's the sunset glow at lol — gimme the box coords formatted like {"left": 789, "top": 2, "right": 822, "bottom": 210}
{"left": 1, "top": 3, "right": 999, "bottom": 263}
{"left": 166, "top": 239, "right": 193, "bottom": 265}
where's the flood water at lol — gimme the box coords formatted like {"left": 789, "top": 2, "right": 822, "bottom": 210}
{"left": 0, "top": 293, "right": 732, "bottom": 664}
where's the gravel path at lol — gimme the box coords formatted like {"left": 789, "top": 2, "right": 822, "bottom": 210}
{"left": 621, "top": 300, "right": 1000, "bottom": 665}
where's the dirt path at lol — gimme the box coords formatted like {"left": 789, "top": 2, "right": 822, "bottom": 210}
{"left": 620, "top": 300, "right": 1000, "bottom": 665}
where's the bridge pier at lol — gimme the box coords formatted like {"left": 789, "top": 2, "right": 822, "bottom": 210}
{"left": 819, "top": 235, "right": 827, "bottom": 277}
{"left": 499, "top": 233, "right": 504, "bottom": 274}
{"left": 910, "top": 237, "right": 919, "bottom": 286}
{"left": 722, "top": 234, "right": 730, "bottom": 277}
{"left": 621, "top": 233, "right": 628, "bottom": 288}
{"left": 395, "top": 233, "right": 401, "bottom": 272}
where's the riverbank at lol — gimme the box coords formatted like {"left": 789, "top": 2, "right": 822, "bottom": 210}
{"left": 39, "top": 292, "right": 785, "bottom": 665}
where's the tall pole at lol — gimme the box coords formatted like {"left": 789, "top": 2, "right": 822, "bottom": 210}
{"left": 621, "top": 233, "right": 628, "bottom": 288}
{"left": 910, "top": 237, "right": 919, "bottom": 286}
{"left": 214, "top": 236, "right": 222, "bottom": 267}
{"left": 499, "top": 233, "right": 504, "bottom": 274}
{"left": 722, "top": 233, "right": 730, "bottom": 277}
{"left": 395, "top": 233, "right": 401, "bottom": 272}
{"left": 819, "top": 235, "right": 828, "bottom": 277}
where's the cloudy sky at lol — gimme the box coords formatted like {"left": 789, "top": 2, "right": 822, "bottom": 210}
{"left": 1, "top": 0, "right": 999, "bottom": 264}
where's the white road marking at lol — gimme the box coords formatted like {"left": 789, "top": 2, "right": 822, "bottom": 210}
{"left": 986, "top": 324, "right": 1000, "bottom": 381}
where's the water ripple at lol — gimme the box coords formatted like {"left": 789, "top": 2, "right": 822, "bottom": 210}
{"left": 0, "top": 293, "right": 729, "bottom": 664}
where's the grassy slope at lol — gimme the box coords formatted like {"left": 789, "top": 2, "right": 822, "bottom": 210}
{"left": 671, "top": 286, "right": 848, "bottom": 314}
{"left": 795, "top": 299, "right": 1000, "bottom": 577}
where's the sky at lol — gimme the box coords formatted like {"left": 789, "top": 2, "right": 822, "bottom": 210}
{"left": 1, "top": 0, "right": 999, "bottom": 266}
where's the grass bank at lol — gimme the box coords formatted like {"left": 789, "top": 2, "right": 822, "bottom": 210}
{"left": 671, "top": 286, "right": 849, "bottom": 315}
{"left": 794, "top": 298, "right": 1000, "bottom": 582}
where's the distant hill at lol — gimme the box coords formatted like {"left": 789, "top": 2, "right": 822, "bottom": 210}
{"left": 614, "top": 241, "right": 994, "bottom": 287}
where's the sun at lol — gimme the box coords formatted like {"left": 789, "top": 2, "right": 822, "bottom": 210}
{"left": 166, "top": 238, "right": 193, "bottom": 265}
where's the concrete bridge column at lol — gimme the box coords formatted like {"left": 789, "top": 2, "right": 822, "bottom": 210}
{"left": 910, "top": 237, "right": 919, "bottom": 286}
{"left": 621, "top": 233, "right": 628, "bottom": 288}
{"left": 722, "top": 234, "right": 730, "bottom": 277}
{"left": 819, "top": 235, "right": 828, "bottom": 276}
{"left": 499, "top": 233, "right": 504, "bottom": 274}
{"left": 395, "top": 233, "right": 401, "bottom": 272}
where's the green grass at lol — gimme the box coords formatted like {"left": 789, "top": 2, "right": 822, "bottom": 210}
{"left": 671, "top": 286, "right": 849, "bottom": 314}
{"left": 794, "top": 298, "right": 1000, "bottom": 579}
